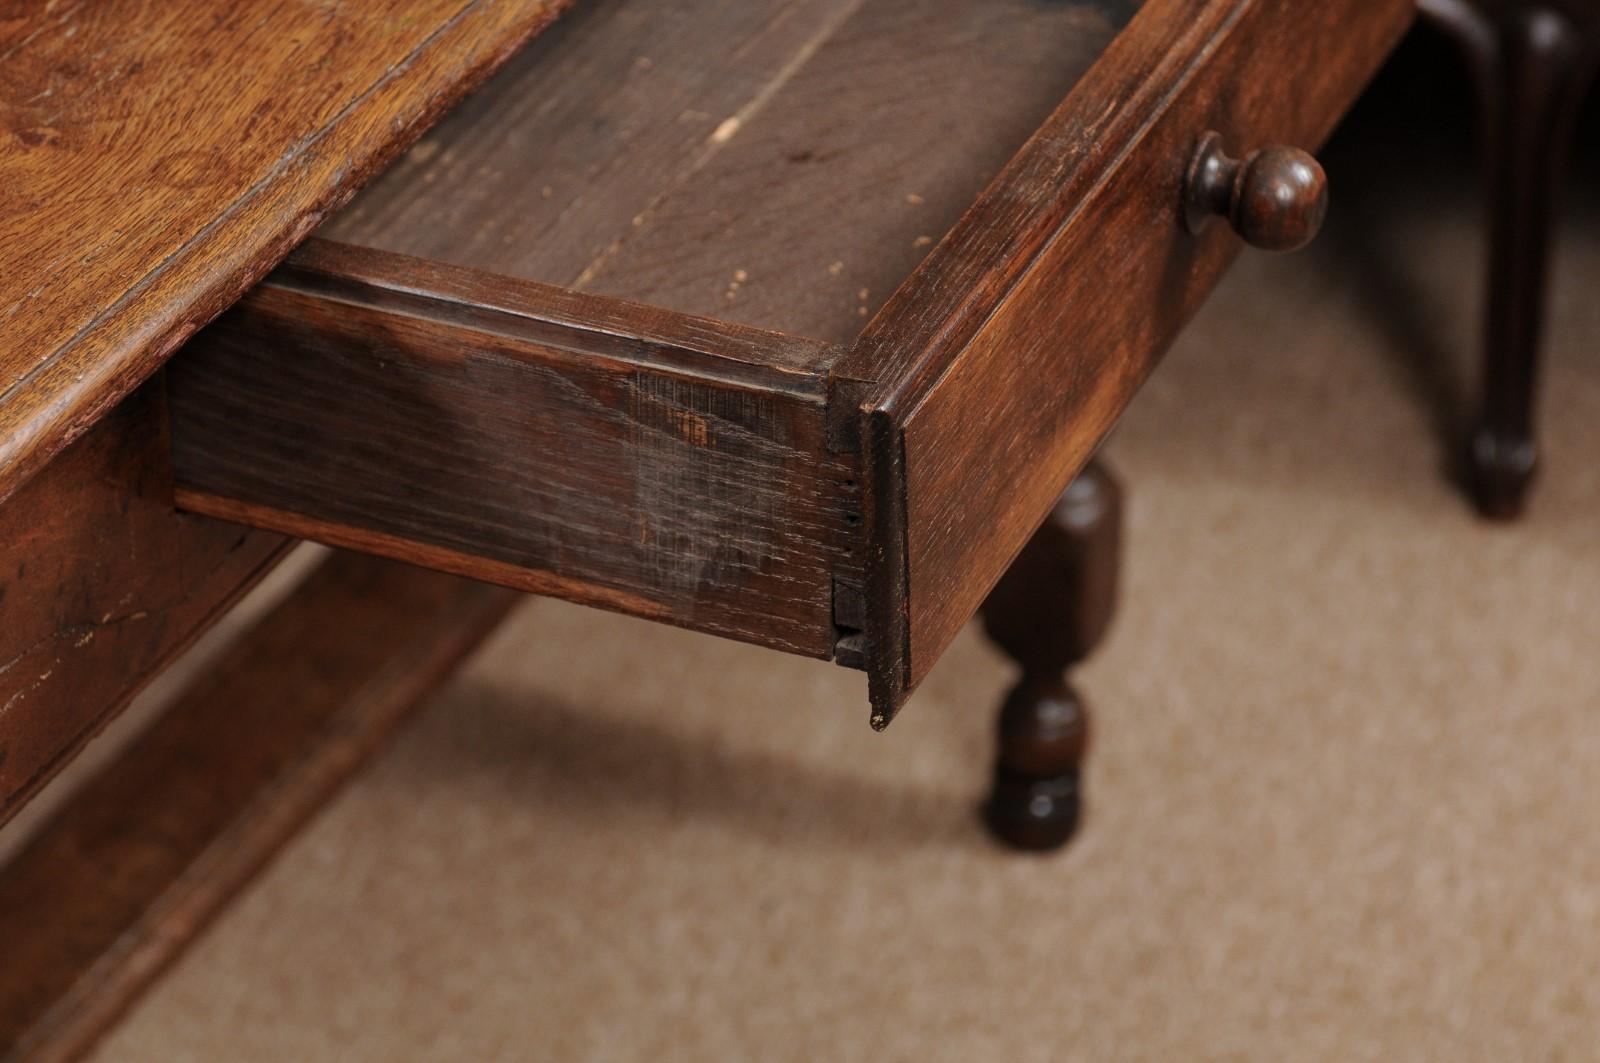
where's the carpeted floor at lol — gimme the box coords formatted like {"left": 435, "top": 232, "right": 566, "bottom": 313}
{"left": 83, "top": 29, "right": 1600, "bottom": 1062}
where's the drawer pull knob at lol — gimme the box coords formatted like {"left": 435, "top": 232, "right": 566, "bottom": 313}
{"left": 1183, "top": 132, "right": 1327, "bottom": 252}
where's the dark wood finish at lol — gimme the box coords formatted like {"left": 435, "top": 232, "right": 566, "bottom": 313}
{"left": 0, "top": 0, "right": 572, "bottom": 507}
{"left": 168, "top": 0, "right": 1414, "bottom": 726}
{"left": 1183, "top": 134, "right": 1329, "bottom": 252}
{"left": 980, "top": 462, "right": 1121, "bottom": 851}
{"left": 322, "top": 0, "right": 1138, "bottom": 339}
{"left": 0, "top": 551, "right": 516, "bottom": 1063}
{"left": 0, "top": 386, "right": 287, "bottom": 829}
{"left": 0, "top": 5, "right": 1426, "bottom": 1045}
{"left": 176, "top": 0, "right": 1140, "bottom": 668}
{"left": 842, "top": 0, "right": 1416, "bottom": 723}
{"left": 168, "top": 240, "right": 852, "bottom": 658}
{"left": 323, "top": 0, "right": 873, "bottom": 283}
{"left": 1420, "top": 0, "right": 1599, "bottom": 519}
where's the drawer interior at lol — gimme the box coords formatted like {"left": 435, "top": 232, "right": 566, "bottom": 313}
{"left": 320, "top": 0, "right": 1138, "bottom": 343}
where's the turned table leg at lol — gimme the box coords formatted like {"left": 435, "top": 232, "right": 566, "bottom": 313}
{"left": 979, "top": 460, "right": 1121, "bottom": 852}
{"left": 1422, "top": 0, "right": 1596, "bottom": 518}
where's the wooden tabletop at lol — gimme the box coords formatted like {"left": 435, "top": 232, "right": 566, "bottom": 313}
{"left": 0, "top": 0, "right": 569, "bottom": 504}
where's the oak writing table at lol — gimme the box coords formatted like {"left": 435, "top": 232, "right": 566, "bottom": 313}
{"left": 0, "top": 0, "right": 1413, "bottom": 1056}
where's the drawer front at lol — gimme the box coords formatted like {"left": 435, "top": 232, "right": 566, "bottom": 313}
{"left": 849, "top": 0, "right": 1416, "bottom": 720}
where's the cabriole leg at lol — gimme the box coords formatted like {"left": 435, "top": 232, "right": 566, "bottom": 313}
{"left": 1424, "top": 0, "right": 1595, "bottom": 518}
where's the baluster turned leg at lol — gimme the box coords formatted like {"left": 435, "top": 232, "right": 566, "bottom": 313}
{"left": 1423, "top": 0, "right": 1595, "bottom": 518}
{"left": 979, "top": 460, "right": 1121, "bottom": 851}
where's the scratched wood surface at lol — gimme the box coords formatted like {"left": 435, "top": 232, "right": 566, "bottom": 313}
{"left": 169, "top": 240, "right": 851, "bottom": 658}
{"left": 0, "top": 0, "right": 571, "bottom": 506}
{"left": 174, "top": 0, "right": 1409, "bottom": 722}
{"left": 0, "top": 386, "right": 287, "bottom": 829}
{"left": 322, "top": 0, "right": 1137, "bottom": 340}
{"left": 197, "top": 0, "right": 1133, "bottom": 663}
{"left": 0, "top": 551, "right": 517, "bottom": 1063}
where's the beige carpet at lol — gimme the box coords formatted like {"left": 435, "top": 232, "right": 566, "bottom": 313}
{"left": 83, "top": 32, "right": 1600, "bottom": 1062}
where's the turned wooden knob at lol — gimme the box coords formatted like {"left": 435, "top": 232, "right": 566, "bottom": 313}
{"left": 1183, "top": 131, "right": 1328, "bottom": 251}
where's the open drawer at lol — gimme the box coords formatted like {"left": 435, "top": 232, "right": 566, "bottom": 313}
{"left": 166, "top": 0, "right": 1413, "bottom": 725}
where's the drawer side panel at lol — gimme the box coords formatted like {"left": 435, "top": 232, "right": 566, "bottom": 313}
{"left": 857, "top": 0, "right": 1415, "bottom": 717}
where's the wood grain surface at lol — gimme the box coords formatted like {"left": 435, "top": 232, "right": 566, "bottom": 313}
{"left": 165, "top": 0, "right": 1408, "bottom": 724}
{"left": 0, "top": 551, "right": 517, "bottom": 1063}
{"left": 844, "top": 0, "right": 1416, "bottom": 718}
{"left": 0, "top": 385, "right": 287, "bottom": 828}
{"left": 169, "top": 240, "right": 852, "bottom": 657}
{"left": 180, "top": 0, "right": 1134, "bottom": 666}
{"left": 325, "top": 0, "right": 1136, "bottom": 342}
{"left": 0, "top": 0, "right": 571, "bottom": 506}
